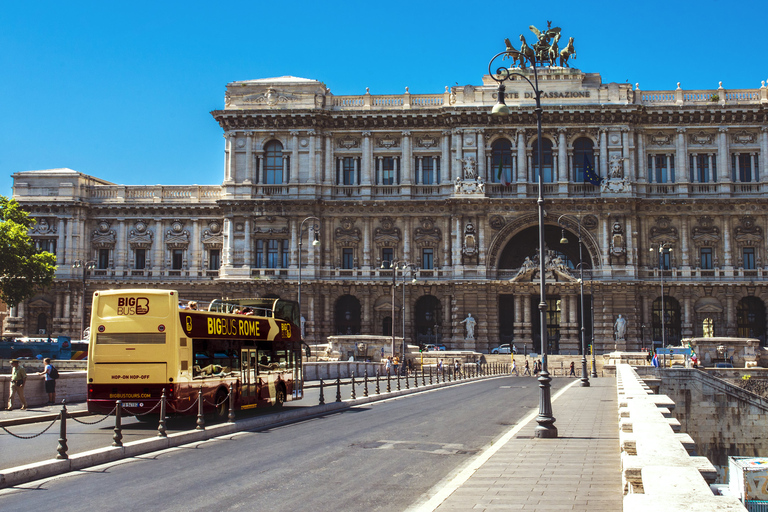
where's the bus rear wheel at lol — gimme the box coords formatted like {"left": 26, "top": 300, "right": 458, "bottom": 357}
{"left": 214, "top": 389, "right": 229, "bottom": 421}
{"left": 274, "top": 387, "right": 286, "bottom": 407}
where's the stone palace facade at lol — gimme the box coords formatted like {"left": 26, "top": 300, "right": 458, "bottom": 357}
{"left": 7, "top": 66, "right": 768, "bottom": 355}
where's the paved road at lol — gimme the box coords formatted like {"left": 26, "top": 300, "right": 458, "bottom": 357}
{"left": 0, "top": 375, "right": 568, "bottom": 511}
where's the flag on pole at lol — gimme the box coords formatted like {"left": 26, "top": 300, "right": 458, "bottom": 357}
{"left": 583, "top": 155, "right": 602, "bottom": 186}
{"left": 652, "top": 353, "right": 660, "bottom": 367}
{"left": 496, "top": 158, "right": 511, "bottom": 186}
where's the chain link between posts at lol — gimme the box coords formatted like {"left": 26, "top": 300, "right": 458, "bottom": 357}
{"left": 70, "top": 405, "right": 118, "bottom": 425}
{"left": 1, "top": 416, "right": 59, "bottom": 440}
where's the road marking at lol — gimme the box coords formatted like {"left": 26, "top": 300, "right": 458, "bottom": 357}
{"left": 406, "top": 379, "right": 580, "bottom": 512}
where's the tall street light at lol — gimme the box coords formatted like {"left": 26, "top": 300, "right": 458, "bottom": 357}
{"left": 588, "top": 267, "right": 598, "bottom": 378}
{"left": 382, "top": 259, "right": 416, "bottom": 363}
{"left": 298, "top": 217, "right": 321, "bottom": 336}
{"left": 72, "top": 259, "right": 96, "bottom": 339}
{"left": 490, "top": 41, "right": 557, "bottom": 437}
{"left": 559, "top": 214, "right": 589, "bottom": 387}
{"left": 650, "top": 242, "right": 673, "bottom": 352}
{"left": 400, "top": 263, "right": 418, "bottom": 374}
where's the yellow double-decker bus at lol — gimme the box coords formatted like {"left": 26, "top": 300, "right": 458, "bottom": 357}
{"left": 86, "top": 289, "right": 303, "bottom": 420}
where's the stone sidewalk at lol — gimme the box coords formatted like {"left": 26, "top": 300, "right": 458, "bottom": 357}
{"left": 430, "top": 376, "right": 621, "bottom": 511}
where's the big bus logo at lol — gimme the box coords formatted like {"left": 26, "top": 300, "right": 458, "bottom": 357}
{"left": 280, "top": 323, "right": 291, "bottom": 339}
{"left": 117, "top": 297, "right": 150, "bottom": 316}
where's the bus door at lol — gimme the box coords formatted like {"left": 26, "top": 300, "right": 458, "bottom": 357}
{"left": 241, "top": 349, "right": 258, "bottom": 400}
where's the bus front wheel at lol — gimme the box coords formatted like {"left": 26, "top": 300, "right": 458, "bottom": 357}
{"left": 274, "top": 387, "right": 286, "bottom": 407}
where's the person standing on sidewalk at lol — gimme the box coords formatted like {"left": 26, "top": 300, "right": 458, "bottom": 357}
{"left": 512, "top": 358, "right": 518, "bottom": 376}
{"left": 6, "top": 359, "right": 27, "bottom": 410}
{"left": 569, "top": 361, "right": 576, "bottom": 377}
{"left": 523, "top": 359, "right": 531, "bottom": 376}
{"left": 38, "top": 358, "right": 56, "bottom": 404}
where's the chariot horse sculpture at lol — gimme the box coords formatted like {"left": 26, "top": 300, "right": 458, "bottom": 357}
{"left": 559, "top": 37, "right": 576, "bottom": 67}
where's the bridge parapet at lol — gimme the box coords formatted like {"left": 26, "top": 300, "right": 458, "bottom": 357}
{"left": 617, "top": 364, "right": 746, "bottom": 511}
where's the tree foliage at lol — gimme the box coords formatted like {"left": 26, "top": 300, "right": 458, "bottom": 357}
{"left": 0, "top": 196, "right": 57, "bottom": 307}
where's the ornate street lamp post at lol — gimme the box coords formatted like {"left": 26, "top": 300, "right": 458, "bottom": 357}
{"left": 382, "top": 260, "right": 416, "bottom": 365}
{"left": 72, "top": 259, "right": 96, "bottom": 339}
{"left": 651, "top": 242, "right": 672, "bottom": 353}
{"left": 490, "top": 40, "right": 557, "bottom": 437}
{"left": 298, "top": 217, "right": 320, "bottom": 336}
{"left": 559, "top": 214, "right": 589, "bottom": 387}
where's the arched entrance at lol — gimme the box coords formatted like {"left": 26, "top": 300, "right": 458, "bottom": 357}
{"left": 335, "top": 295, "right": 361, "bottom": 335}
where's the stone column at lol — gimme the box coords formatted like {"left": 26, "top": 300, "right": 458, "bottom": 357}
{"left": 222, "top": 217, "right": 234, "bottom": 269}
{"left": 441, "top": 131, "right": 451, "bottom": 184}
{"left": 454, "top": 129, "right": 463, "bottom": 180}
{"left": 601, "top": 216, "right": 610, "bottom": 269}
{"left": 761, "top": 127, "right": 768, "bottom": 183}
{"left": 680, "top": 216, "right": 690, "bottom": 268}
{"left": 442, "top": 217, "right": 450, "bottom": 269}
{"left": 291, "top": 131, "right": 300, "bottom": 184}
{"left": 516, "top": 129, "right": 527, "bottom": 183}
{"left": 477, "top": 130, "right": 486, "bottom": 180}
{"left": 290, "top": 219, "right": 298, "bottom": 268}
{"left": 362, "top": 132, "right": 372, "bottom": 186}
{"left": 625, "top": 128, "right": 635, "bottom": 182}
{"left": 243, "top": 218, "right": 251, "bottom": 269}
{"left": 190, "top": 219, "right": 200, "bottom": 273}
{"left": 725, "top": 289, "right": 736, "bottom": 336}
{"left": 224, "top": 133, "right": 235, "bottom": 183}
{"left": 153, "top": 220, "right": 164, "bottom": 272}
{"left": 308, "top": 130, "right": 317, "bottom": 185}
{"left": 402, "top": 131, "right": 412, "bottom": 185}
{"left": 363, "top": 219, "right": 371, "bottom": 269}
{"left": 57, "top": 218, "right": 66, "bottom": 266}
{"left": 636, "top": 129, "right": 646, "bottom": 183}
{"left": 325, "top": 134, "right": 334, "bottom": 186}
{"left": 558, "top": 128, "right": 568, "bottom": 183}
{"left": 676, "top": 128, "right": 688, "bottom": 183}
{"left": 718, "top": 128, "right": 730, "bottom": 182}
{"left": 453, "top": 217, "right": 461, "bottom": 267}
{"left": 723, "top": 217, "right": 732, "bottom": 269}
{"left": 599, "top": 129, "right": 608, "bottom": 178}
{"left": 116, "top": 219, "right": 126, "bottom": 272}
{"left": 625, "top": 216, "right": 634, "bottom": 267}
{"left": 245, "top": 133, "right": 254, "bottom": 184}
{"left": 403, "top": 217, "right": 411, "bottom": 261}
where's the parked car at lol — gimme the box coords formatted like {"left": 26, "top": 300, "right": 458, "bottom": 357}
{"left": 492, "top": 344, "right": 516, "bottom": 354}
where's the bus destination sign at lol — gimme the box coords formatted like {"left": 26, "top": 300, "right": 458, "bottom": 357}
{"left": 179, "top": 312, "right": 272, "bottom": 340}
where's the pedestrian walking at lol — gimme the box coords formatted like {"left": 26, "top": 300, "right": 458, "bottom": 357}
{"left": 512, "top": 358, "right": 518, "bottom": 376}
{"left": 569, "top": 361, "right": 576, "bottom": 377}
{"left": 523, "top": 359, "right": 531, "bottom": 376}
{"left": 385, "top": 357, "right": 392, "bottom": 374}
{"left": 533, "top": 360, "right": 540, "bottom": 376}
{"left": 6, "top": 359, "right": 27, "bottom": 410}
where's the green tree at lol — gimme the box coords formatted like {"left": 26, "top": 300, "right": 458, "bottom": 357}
{"left": 0, "top": 196, "right": 57, "bottom": 307}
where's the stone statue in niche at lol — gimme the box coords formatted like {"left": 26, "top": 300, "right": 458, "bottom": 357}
{"left": 609, "top": 154, "right": 624, "bottom": 179}
{"left": 453, "top": 157, "right": 485, "bottom": 195}
{"left": 460, "top": 313, "right": 476, "bottom": 340}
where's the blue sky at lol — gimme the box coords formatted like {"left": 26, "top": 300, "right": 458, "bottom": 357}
{"left": 2, "top": 0, "right": 765, "bottom": 197}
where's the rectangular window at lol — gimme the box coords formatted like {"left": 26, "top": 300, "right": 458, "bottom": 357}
{"left": 743, "top": 247, "right": 756, "bottom": 270}
{"left": 342, "top": 157, "right": 356, "bottom": 185}
{"left": 36, "top": 239, "right": 57, "bottom": 255}
{"left": 422, "top": 248, "right": 434, "bottom": 270}
{"left": 172, "top": 249, "right": 184, "bottom": 270}
{"left": 255, "top": 240, "right": 264, "bottom": 268}
{"left": 648, "top": 154, "right": 674, "bottom": 183}
{"left": 135, "top": 248, "right": 146, "bottom": 270}
{"left": 421, "top": 157, "right": 435, "bottom": 185}
{"left": 281, "top": 240, "right": 289, "bottom": 268}
{"left": 661, "top": 248, "right": 671, "bottom": 270}
{"left": 690, "top": 154, "right": 712, "bottom": 183}
{"left": 381, "top": 248, "right": 393, "bottom": 268}
{"left": 381, "top": 157, "right": 395, "bottom": 185}
{"left": 733, "top": 153, "right": 755, "bottom": 182}
{"left": 700, "top": 247, "right": 713, "bottom": 269}
{"left": 208, "top": 249, "right": 220, "bottom": 270}
{"left": 342, "top": 248, "right": 354, "bottom": 269}
{"left": 98, "top": 249, "right": 110, "bottom": 269}
{"left": 267, "top": 240, "right": 279, "bottom": 268}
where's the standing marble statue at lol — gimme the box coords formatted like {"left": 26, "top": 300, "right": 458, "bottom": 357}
{"left": 461, "top": 313, "right": 477, "bottom": 340}
{"left": 614, "top": 314, "right": 627, "bottom": 341}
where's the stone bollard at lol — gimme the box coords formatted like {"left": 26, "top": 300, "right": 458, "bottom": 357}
{"left": 195, "top": 388, "right": 205, "bottom": 431}
{"left": 397, "top": 371, "right": 401, "bottom": 391}
{"left": 351, "top": 372, "right": 356, "bottom": 400}
{"left": 364, "top": 368, "right": 369, "bottom": 397}
{"left": 112, "top": 400, "right": 123, "bottom": 447}
{"left": 158, "top": 389, "right": 168, "bottom": 437}
{"left": 228, "top": 383, "right": 236, "bottom": 423}
{"left": 386, "top": 368, "right": 391, "bottom": 393}
{"left": 335, "top": 377, "right": 342, "bottom": 402}
{"left": 422, "top": 368, "right": 426, "bottom": 387}
{"left": 319, "top": 379, "right": 325, "bottom": 405}
{"left": 56, "top": 400, "right": 68, "bottom": 460}
{"left": 376, "top": 370, "right": 380, "bottom": 394}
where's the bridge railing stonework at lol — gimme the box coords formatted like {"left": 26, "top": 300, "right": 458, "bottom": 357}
{"left": 617, "top": 364, "right": 746, "bottom": 511}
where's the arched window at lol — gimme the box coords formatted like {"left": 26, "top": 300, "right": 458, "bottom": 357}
{"left": 572, "top": 137, "right": 595, "bottom": 182}
{"left": 491, "top": 139, "right": 513, "bottom": 185}
{"left": 532, "top": 138, "right": 554, "bottom": 183}
{"left": 264, "top": 141, "right": 284, "bottom": 184}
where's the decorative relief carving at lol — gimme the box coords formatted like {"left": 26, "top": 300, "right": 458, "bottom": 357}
{"left": 688, "top": 131, "right": 714, "bottom": 145}
{"left": 201, "top": 220, "right": 223, "bottom": 249}
{"left": 416, "top": 136, "right": 438, "bottom": 148}
{"left": 337, "top": 136, "right": 360, "bottom": 149}
{"left": 582, "top": 215, "right": 599, "bottom": 231}
{"left": 91, "top": 220, "right": 116, "bottom": 249}
{"left": 30, "top": 218, "right": 55, "bottom": 235}
{"left": 241, "top": 88, "right": 295, "bottom": 105}
{"left": 649, "top": 131, "right": 672, "bottom": 146}
{"left": 649, "top": 216, "right": 679, "bottom": 245}
{"left": 489, "top": 215, "right": 505, "bottom": 230}
{"left": 414, "top": 217, "right": 441, "bottom": 247}
{"left": 128, "top": 220, "right": 154, "bottom": 249}
{"left": 734, "top": 216, "right": 763, "bottom": 247}
{"left": 376, "top": 137, "right": 399, "bottom": 149}
{"left": 691, "top": 216, "right": 721, "bottom": 247}
{"left": 731, "top": 130, "right": 756, "bottom": 145}
{"left": 373, "top": 217, "right": 400, "bottom": 247}
{"left": 165, "top": 220, "right": 190, "bottom": 249}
